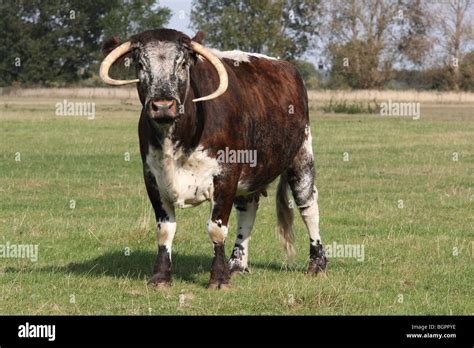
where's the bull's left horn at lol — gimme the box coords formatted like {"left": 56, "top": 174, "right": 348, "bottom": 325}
{"left": 99, "top": 41, "right": 139, "bottom": 86}
{"left": 190, "top": 42, "right": 228, "bottom": 102}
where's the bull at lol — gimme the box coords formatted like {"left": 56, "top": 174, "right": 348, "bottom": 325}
{"left": 99, "top": 29, "right": 327, "bottom": 289}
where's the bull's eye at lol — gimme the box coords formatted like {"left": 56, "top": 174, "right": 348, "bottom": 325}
{"left": 138, "top": 62, "right": 145, "bottom": 70}
{"left": 180, "top": 61, "right": 187, "bottom": 70}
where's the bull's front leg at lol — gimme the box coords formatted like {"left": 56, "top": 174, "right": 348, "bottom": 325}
{"left": 143, "top": 165, "right": 176, "bottom": 288}
{"left": 206, "top": 176, "right": 237, "bottom": 290}
{"left": 150, "top": 202, "right": 176, "bottom": 288}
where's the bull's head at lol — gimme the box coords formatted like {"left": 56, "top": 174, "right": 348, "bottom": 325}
{"left": 99, "top": 29, "right": 228, "bottom": 123}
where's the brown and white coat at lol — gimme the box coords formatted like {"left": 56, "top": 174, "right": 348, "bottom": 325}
{"left": 100, "top": 28, "right": 327, "bottom": 289}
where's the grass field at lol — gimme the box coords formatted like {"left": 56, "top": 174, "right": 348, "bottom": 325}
{"left": 0, "top": 94, "right": 473, "bottom": 315}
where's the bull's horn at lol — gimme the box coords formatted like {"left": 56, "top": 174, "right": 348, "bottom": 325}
{"left": 99, "top": 41, "right": 139, "bottom": 85}
{"left": 190, "top": 42, "right": 228, "bottom": 102}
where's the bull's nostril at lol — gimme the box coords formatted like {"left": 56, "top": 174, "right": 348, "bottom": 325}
{"left": 151, "top": 100, "right": 174, "bottom": 111}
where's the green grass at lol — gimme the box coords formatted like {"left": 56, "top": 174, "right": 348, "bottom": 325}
{"left": 0, "top": 96, "right": 473, "bottom": 315}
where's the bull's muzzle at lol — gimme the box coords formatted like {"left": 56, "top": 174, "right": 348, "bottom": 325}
{"left": 147, "top": 99, "right": 177, "bottom": 122}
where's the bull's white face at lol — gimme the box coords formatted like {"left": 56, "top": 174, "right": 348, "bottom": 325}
{"left": 134, "top": 41, "right": 193, "bottom": 122}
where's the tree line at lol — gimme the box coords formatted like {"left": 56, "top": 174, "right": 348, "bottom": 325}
{"left": 0, "top": 0, "right": 171, "bottom": 87}
{"left": 1, "top": 0, "right": 473, "bottom": 91}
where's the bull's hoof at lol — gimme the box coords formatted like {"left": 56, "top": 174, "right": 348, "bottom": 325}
{"left": 148, "top": 274, "right": 171, "bottom": 289}
{"left": 229, "top": 259, "right": 250, "bottom": 275}
{"left": 230, "top": 270, "right": 247, "bottom": 276}
{"left": 207, "top": 281, "right": 231, "bottom": 290}
{"left": 229, "top": 267, "right": 250, "bottom": 276}
{"left": 219, "top": 283, "right": 231, "bottom": 291}
{"left": 306, "top": 257, "right": 328, "bottom": 276}
{"left": 149, "top": 280, "right": 171, "bottom": 289}
{"left": 307, "top": 241, "right": 328, "bottom": 275}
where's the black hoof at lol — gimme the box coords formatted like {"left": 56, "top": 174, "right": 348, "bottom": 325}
{"left": 306, "top": 257, "right": 327, "bottom": 275}
{"left": 308, "top": 241, "right": 328, "bottom": 275}
{"left": 148, "top": 273, "right": 171, "bottom": 288}
{"left": 207, "top": 281, "right": 231, "bottom": 290}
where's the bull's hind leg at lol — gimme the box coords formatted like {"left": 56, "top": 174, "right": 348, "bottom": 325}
{"left": 287, "top": 126, "right": 327, "bottom": 275}
{"left": 229, "top": 195, "right": 259, "bottom": 274}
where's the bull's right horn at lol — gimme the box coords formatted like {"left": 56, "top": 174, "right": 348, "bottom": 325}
{"left": 190, "top": 42, "right": 228, "bottom": 102}
{"left": 99, "top": 41, "right": 139, "bottom": 86}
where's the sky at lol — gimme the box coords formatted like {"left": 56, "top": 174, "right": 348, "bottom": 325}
{"left": 160, "top": 0, "right": 194, "bottom": 36}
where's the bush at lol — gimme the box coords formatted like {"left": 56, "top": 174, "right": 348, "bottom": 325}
{"left": 292, "top": 59, "right": 320, "bottom": 90}
{"left": 321, "top": 99, "right": 380, "bottom": 114}
{"left": 460, "top": 51, "right": 474, "bottom": 91}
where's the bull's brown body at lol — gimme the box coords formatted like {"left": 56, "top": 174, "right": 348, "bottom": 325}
{"left": 102, "top": 29, "right": 327, "bottom": 289}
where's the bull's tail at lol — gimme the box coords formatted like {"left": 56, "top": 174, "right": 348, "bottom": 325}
{"left": 276, "top": 175, "right": 295, "bottom": 261}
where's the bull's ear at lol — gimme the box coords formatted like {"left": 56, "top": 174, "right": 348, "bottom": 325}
{"left": 192, "top": 31, "right": 205, "bottom": 44}
{"left": 188, "top": 32, "right": 205, "bottom": 65}
{"left": 102, "top": 37, "right": 122, "bottom": 56}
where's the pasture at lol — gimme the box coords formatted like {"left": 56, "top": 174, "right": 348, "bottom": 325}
{"left": 0, "top": 92, "right": 472, "bottom": 315}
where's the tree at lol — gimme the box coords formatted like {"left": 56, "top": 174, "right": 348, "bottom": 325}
{"left": 190, "top": 0, "right": 321, "bottom": 60}
{"left": 323, "top": 0, "right": 433, "bottom": 89}
{"left": 431, "top": 0, "right": 474, "bottom": 90}
{"left": 327, "top": 40, "right": 387, "bottom": 89}
{"left": 100, "top": 0, "right": 171, "bottom": 40}
{"left": 460, "top": 50, "right": 474, "bottom": 91}
{"left": 0, "top": 0, "right": 171, "bottom": 87}
{"left": 397, "top": 0, "right": 433, "bottom": 66}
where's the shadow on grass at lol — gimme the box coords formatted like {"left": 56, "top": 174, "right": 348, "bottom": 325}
{"left": 4, "top": 250, "right": 213, "bottom": 285}
{"left": 4, "top": 250, "right": 319, "bottom": 285}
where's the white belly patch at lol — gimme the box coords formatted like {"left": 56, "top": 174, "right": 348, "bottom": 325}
{"left": 146, "top": 140, "right": 221, "bottom": 208}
